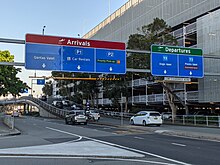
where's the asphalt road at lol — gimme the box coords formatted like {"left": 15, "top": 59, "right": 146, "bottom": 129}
{"left": 0, "top": 116, "right": 219, "bottom": 165}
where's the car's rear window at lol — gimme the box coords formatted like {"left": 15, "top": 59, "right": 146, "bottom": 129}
{"left": 149, "top": 113, "right": 161, "bottom": 116}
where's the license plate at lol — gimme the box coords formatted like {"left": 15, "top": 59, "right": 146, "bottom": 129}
{"left": 154, "top": 117, "right": 158, "bottom": 120}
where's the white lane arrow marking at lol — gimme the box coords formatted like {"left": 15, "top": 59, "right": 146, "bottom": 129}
{"left": 77, "top": 65, "right": 81, "bottom": 70}
{"left": 109, "top": 67, "right": 113, "bottom": 71}
{"left": 42, "top": 63, "right": 46, "bottom": 68}
{"left": 189, "top": 71, "right": 192, "bottom": 75}
{"left": 164, "top": 70, "right": 167, "bottom": 74}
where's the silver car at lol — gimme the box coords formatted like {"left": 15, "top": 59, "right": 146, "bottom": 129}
{"left": 65, "top": 110, "right": 88, "bottom": 125}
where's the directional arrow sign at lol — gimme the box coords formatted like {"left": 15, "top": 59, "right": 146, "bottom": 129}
{"left": 179, "top": 54, "right": 203, "bottom": 78}
{"left": 25, "top": 34, "right": 126, "bottom": 74}
{"left": 151, "top": 52, "right": 178, "bottom": 77}
{"left": 151, "top": 45, "right": 203, "bottom": 78}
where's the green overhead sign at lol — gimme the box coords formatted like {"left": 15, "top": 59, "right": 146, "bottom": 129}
{"left": 151, "top": 45, "right": 203, "bottom": 56}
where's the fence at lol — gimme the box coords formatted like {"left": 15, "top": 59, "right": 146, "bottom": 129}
{"left": 163, "top": 115, "right": 220, "bottom": 128}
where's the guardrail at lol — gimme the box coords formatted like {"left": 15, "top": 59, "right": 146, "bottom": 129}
{"left": 21, "top": 97, "right": 69, "bottom": 118}
{"left": 163, "top": 115, "right": 220, "bottom": 128}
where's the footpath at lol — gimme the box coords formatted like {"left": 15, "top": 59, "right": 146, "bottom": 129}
{"left": 0, "top": 119, "right": 20, "bottom": 136}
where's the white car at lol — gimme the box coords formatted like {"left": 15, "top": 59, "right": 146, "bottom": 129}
{"left": 161, "top": 112, "right": 172, "bottom": 120}
{"left": 11, "top": 110, "right": 20, "bottom": 117}
{"left": 87, "top": 109, "right": 100, "bottom": 121}
{"left": 130, "top": 111, "right": 162, "bottom": 126}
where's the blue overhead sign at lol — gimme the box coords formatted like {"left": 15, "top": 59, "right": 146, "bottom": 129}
{"left": 37, "top": 79, "right": 45, "bottom": 85}
{"left": 151, "top": 45, "right": 204, "bottom": 78}
{"left": 25, "top": 34, "right": 126, "bottom": 74}
{"left": 151, "top": 53, "right": 178, "bottom": 77}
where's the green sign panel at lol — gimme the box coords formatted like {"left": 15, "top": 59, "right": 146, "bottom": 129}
{"left": 151, "top": 45, "right": 202, "bottom": 56}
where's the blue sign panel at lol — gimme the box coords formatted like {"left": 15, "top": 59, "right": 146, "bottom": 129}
{"left": 62, "top": 46, "right": 95, "bottom": 73}
{"left": 151, "top": 53, "right": 178, "bottom": 76}
{"left": 96, "top": 49, "right": 126, "bottom": 74}
{"left": 25, "top": 44, "right": 62, "bottom": 70}
{"left": 179, "top": 55, "right": 204, "bottom": 78}
{"left": 37, "top": 79, "right": 45, "bottom": 85}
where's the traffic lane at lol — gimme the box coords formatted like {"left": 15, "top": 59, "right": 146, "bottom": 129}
{"left": 0, "top": 117, "right": 82, "bottom": 149}
{"left": 0, "top": 116, "right": 125, "bottom": 149}
{"left": 10, "top": 117, "right": 189, "bottom": 164}
{"left": 95, "top": 133, "right": 220, "bottom": 165}
{"left": 95, "top": 116, "right": 220, "bottom": 138}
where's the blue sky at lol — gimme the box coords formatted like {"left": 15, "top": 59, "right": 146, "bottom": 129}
{"left": 0, "top": 0, "right": 128, "bottom": 95}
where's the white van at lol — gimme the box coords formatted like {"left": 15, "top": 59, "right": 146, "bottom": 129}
{"left": 130, "top": 111, "right": 162, "bottom": 126}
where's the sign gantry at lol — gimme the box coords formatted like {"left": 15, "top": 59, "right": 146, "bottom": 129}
{"left": 25, "top": 34, "right": 126, "bottom": 74}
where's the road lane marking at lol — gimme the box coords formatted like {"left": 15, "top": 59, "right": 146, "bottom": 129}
{"left": 46, "top": 127, "right": 82, "bottom": 142}
{"left": 171, "top": 143, "right": 186, "bottom": 147}
{"left": 45, "top": 127, "right": 190, "bottom": 165}
{"left": 0, "top": 136, "right": 17, "bottom": 140}
{"left": 0, "top": 156, "right": 177, "bottom": 165}
{"left": 134, "top": 136, "right": 144, "bottom": 140}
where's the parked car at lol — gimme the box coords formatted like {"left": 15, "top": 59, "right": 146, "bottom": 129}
{"left": 40, "top": 95, "right": 47, "bottom": 101}
{"left": 65, "top": 110, "right": 88, "bottom": 125}
{"left": 161, "top": 112, "right": 172, "bottom": 120}
{"left": 11, "top": 110, "right": 20, "bottom": 117}
{"left": 52, "top": 100, "right": 63, "bottom": 109}
{"left": 130, "top": 111, "right": 162, "bottom": 126}
{"left": 86, "top": 109, "right": 100, "bottom": 121}
{"left": 62, "top": 100, "right": 70, "bottom": 107}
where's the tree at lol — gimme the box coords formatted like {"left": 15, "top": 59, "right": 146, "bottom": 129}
{"left": 127, "top": 17, "right": 177, "bottom": 69}
{"left": 0, "top": 50, "right": 28, "bottom": 97}
{"left": 126, "top": 18, "right": 179, "bottom": 118}
{"left": 42, "top": 80, "right": 53, "bottom": 96}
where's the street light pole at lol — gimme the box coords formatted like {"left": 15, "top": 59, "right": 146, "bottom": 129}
{"left": 42, "top": 26, "right": 46, "bottom": 35}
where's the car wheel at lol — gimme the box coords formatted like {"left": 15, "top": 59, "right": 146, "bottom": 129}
{"left": 157, "top": 124, "right": 161, "bottom": 127}
{"left": 130, "top": 120, "right": 134, "bottom": 125}
{"left": 71, "top": 119, "right": 75, "bottom": 125}
{"left": 84, "top": 122, "right": 87, "bottom": 125}
{"left": 65, "top": 119, "right": 68, "bottom": 125}
{"left": 143, "top": 120, "right": 147, "bottom": 126}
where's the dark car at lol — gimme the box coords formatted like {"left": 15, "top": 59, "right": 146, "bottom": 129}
{"left": 55, "top": 101, "right": 63, "bottom": 109}
{"left": 40, "top": 95, "right": 47, "bottom": 101}
{"left": 65, "top": 110, "right": 88, "bottom": 125}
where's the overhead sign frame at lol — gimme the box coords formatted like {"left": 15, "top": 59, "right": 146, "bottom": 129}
{"left": 25, "top": 34, "right": 126, "bottom": 74}
{"left": 151, "top": 45, "right": 204, "bottom": 78}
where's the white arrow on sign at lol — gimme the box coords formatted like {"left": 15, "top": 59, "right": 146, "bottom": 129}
{"left": 109, "top": 67, "right": 113, "bottom": 71}
{"left": 164, "top": 70, "right": 167, "bottom": 74}
{"left": 42, "top": 63, "right": 46, "bottom": 68}
{"left": 189, "top": 71, "right": 192, "bottom": 75}
{"left": 77, "top": 65, "right": 81, "bottom": 70}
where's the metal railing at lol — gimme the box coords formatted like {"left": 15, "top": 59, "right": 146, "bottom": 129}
{"left": 26, "top": 97, "right": 69, "bottom": 118}
{"left": 163, "top": 115, "right": 220, "bottom": 128}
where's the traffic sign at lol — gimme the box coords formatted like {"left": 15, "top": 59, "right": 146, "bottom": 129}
{"left": 151, "top": 53, "right": 178, "bottom": 76}
{"left": 37, "top": 79, "right": 45, "bottom": 85}
{"left": 179, "top": 54, "right": 204, "bottom": 78}
{"left": 151, "top": 45, "right": 203, "bottom": 78}
{"left": 25, "top": 34, "right": 126, "bottom": 74}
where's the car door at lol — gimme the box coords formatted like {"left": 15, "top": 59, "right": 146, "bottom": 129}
{"left": 139, "top": 112, "right": 147, "bottom": 124}
{"left": 133, "top": 112, "right": 142, "bottom": 124}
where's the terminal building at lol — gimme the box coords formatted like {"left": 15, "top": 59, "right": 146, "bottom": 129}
{"left": 80, "top": 0, "right": 220, "bottom": 114}
{"left": 51, "top": 0, "right": 220, "bottom": 114}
